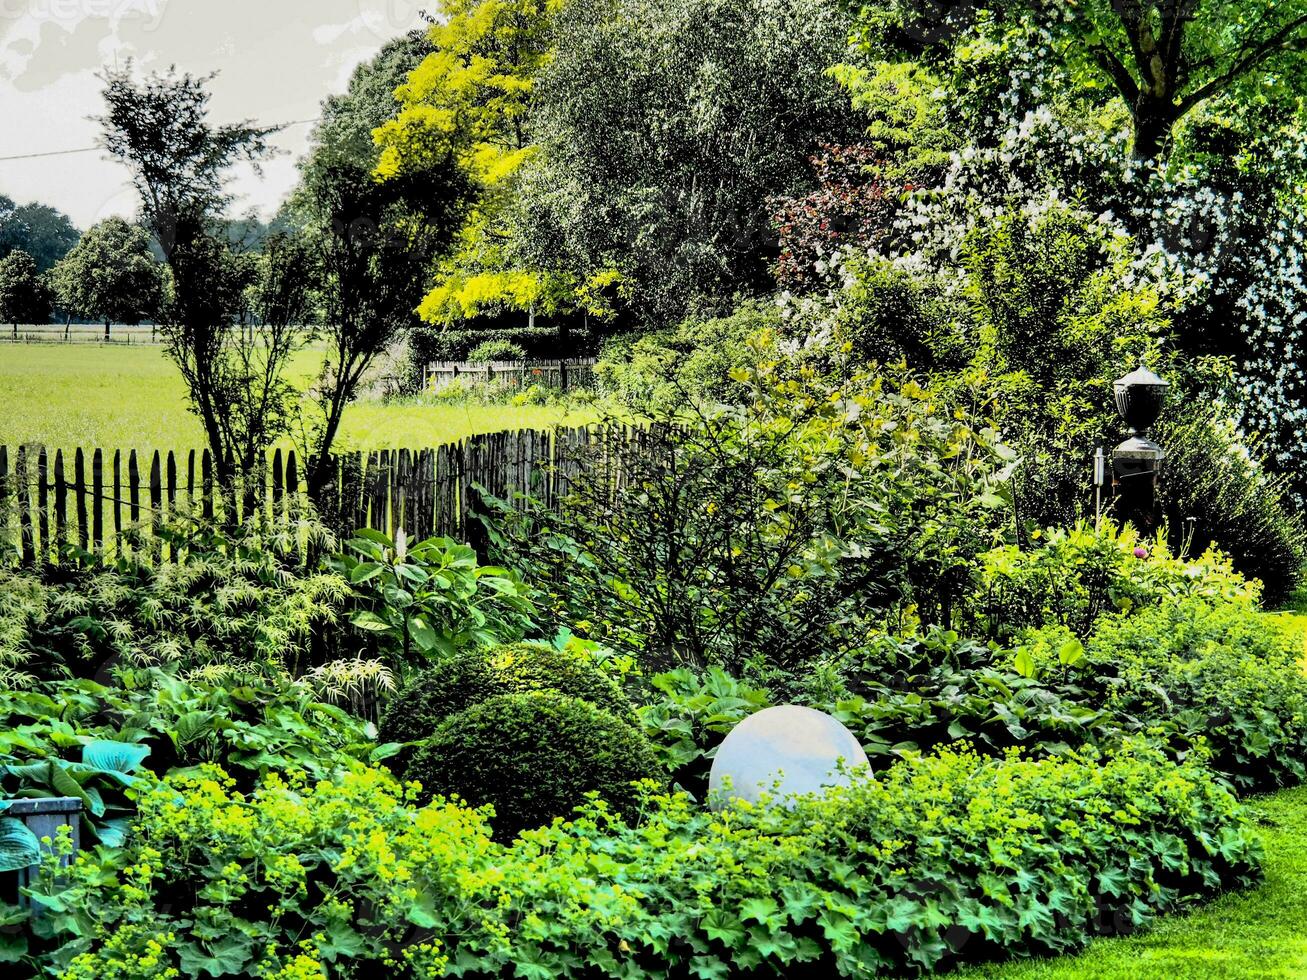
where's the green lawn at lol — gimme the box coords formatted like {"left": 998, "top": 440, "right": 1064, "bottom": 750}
{"left": 959, "top": 785, "right": 1307, "bottom": 979}
{"left": 0, "top": 343, "right": 587, "bottom": 451}
{"left": 963, "top": 611, "right": 1307, "bottom": 980}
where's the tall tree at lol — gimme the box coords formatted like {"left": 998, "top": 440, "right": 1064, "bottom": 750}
{"left": 292, "top": 36, "right": 470, "bottom": 504}
{"left": 0, "top": 197, "right": 79, "bottom": 271}
{"left": 98, "top": 64, "right": 294, "bottom": 485}
{"left": 0, "top": 250, "right": 52, "bottom": 335}
{"left": 374, "top": 0, "right": 572, "bottom": 328}
{"left": 517, "top": 0, "right": 862, "bottom": 325}
{"left": 863, "top": 1, "right": 1307, "bottom": 159}
{"left": 50, "top": 218, "right": 163, "bottom": 338}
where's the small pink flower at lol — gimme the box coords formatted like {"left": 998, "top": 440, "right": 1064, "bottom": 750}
{"left": 1133, "top": 546, "right": 1149, "bottom": 559}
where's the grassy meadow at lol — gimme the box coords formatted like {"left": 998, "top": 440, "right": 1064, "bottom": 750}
{"left": 0, "top": 343, "right": 588, "bottom": 453}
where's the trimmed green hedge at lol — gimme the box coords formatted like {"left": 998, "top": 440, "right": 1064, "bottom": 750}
{"left": 379, "top": 641, "right": 634, "bottom": 748}
{"left": 407, "top": 691, "right": 661, "bottom": 839}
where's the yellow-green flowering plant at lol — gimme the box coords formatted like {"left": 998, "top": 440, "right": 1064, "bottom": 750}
{"left": 8, "top": 737, "right": 1260, "bottom": 978}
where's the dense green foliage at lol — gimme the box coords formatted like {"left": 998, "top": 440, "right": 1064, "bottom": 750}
{"left": 0, "top": 668, "right": 393, "bottom": 849}
{"left": 1082, "top": 599, "right": 1307, "bottom": 792}
{"left": 7, "top": 2, "right": 1307, "bottom": 976}
{"left": 966, "top": 521, "right": 1258, "bottom": 642}
{"left": 7, "top": 739, "right": 1258, "bottom": 977}
{"left": 0, "top": 197, "right": 78, "bottom": 274}
{"left": 519, "top": 0, "right": 861, "bottom": 325}
{"left": 1157, "top": 406, "right": 1307, "bottom": 603}
{"left": 0, "top": 250, "right": 52, "bottom": 330}
{"left": 496, "top": 362, "right": 1014, "bottom": 674}
{"left": 960, "top": 783, "right": 1307, "bottom": 978}
{"left": 330, "top": 529, "right": 534, "bottom": 670}
{"left": 407, "top": 691, "right": 660, "bottom": 840}
{"left": 595, "top": 301, "right": 779, "bottom": 412}
{"left": 49, "top": 219, "right": 163, "bottom": 331}
{"left": 0, "top": 516, "right": 348, "bottom": 688}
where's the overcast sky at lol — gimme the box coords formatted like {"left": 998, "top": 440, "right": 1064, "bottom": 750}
{"left": 0, "top": 0, "right": 425, "bottom": 230}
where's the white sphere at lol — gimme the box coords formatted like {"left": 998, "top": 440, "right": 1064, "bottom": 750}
{"left": 708, "top": 705, "right": 870, "bottom": 809}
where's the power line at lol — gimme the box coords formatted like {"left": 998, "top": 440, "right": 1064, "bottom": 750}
{"left": 0, "top": 118, "right": 321, "bottom": 163}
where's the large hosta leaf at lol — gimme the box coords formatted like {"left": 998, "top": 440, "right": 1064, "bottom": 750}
{"left": 0, "top": 817, "right": 41, "bottom": 873}
{"left": 82, "top": 740, "right": 151, "bottom": 776}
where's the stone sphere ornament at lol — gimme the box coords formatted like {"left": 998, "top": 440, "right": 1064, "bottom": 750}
{"left": 708, "top": 705, "right": 870, "bottom": 810}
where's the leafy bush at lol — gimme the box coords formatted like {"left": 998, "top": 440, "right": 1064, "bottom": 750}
{"left": 833, "top": 256, "right": 972, "bottom": 370}
{"left": 634, "top": 667, "right": 772, "bottom": 798}
{"left": 1157, "top": 405, "right": 1307, "bottom": 604}
{"left": 0, "top": 514, "right": 348, "bottom": 685}
{"left": 14, "top": 765, "right": 491, "bottom": 978}
{"left": 12, "top": 740, "right": 1259, "bottom": 977}
{"left": 330, "top": 529, "right": 535, "bottom": 670}
{"left": 968, "top": 521, "right": 1259, "bottom": 642}
{"left": 1084, "top": 598, "right": 1307, "bottom": 792}
{"left": 495, "top": 362, "right": 1014, "bottom": 673}
{"left": 379, "top": 641, "right": 633, "bottom": 750}
{"left": 594, "top": 300, "right": 780, "bottom": 412}
{"left": 466, "top": 338, "right": 528, "bottom": 363}
{"left": 406, "top": 691, "right": 661, "bottom": 839}
{"left": 0, "top": 669, "right": 395, "bottom": 845}
{"left": 410, "top": 323, "right": 595, "bottom": 364}
{"left": 772, "top": 144, "right": 898, "bottom": 293}
{"left": 820, "top": 630, "right": 1114, "bottom": 768}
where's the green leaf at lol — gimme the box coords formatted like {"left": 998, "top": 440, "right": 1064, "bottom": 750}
{"left": 739, "top": 896, "right": 780, "bottom": 927}
{"left": 0, "top": 931, "right": 28, "bottom": 964}
{"left": 408, "top": 615, "right": 439, "bottom": 653}
{"left": 701, "top": 909, "right": 746, "bottom": 948}
{"left": 82, "top": 739, "right": 151, "bottom": 775}
{"left": 177, "top": 934, "right": 254, "bottom": 977}
{"left": 1058, "top": 639, "right": 1087, "bottom": 668}
{"left": 50, "top": 765, "right": 95, "bottom": 813}
{"left": 349, "top": 562, "right": 384, "bottom": 584}
{"left": 1014, "top": 647, "right": 1038, "bottom": 679}
{"left": 96, "top": 817, "right": 132, "bottom": 849}
{"left": 350, "top": 611, "right": 393, "bottom": 632}
{"left": 0, "top": 817, "right": 41, "bottom": 873}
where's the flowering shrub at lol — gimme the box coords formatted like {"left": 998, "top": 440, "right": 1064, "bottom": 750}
{"left": 11, "top": 741, "right": 1260, "bottom": 977}
{"left": 825, "top": 63, "right": 1307, "bottom": 501}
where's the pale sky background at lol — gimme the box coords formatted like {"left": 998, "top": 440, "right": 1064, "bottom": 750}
{"left": 0, "top": 0, "right": 427, "bottom": 230}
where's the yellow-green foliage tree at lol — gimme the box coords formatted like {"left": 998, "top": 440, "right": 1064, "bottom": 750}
{"left": 375, "top": 0, "right": 613, "bottom": 328}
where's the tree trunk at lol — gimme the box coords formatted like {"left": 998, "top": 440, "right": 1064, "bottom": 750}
{"left": 1132, "top": 96, "right": 1178, "bottom": 161}
{"left": 104, "top": 320, "right": 111, "bottom": 341}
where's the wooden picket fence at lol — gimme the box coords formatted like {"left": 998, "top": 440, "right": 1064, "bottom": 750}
{"left": 425, "top": 358, "right": 597, "bottom": 392}
{"left": 0, "top": 426, "right": 630, "bottom": 565}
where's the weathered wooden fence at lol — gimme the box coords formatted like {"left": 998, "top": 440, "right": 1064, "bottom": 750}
{"left": 0, "top": 426, "right": 627, "bottom": 565}
{"left": 425, "top": 358, "right": 597, "bottom": 392}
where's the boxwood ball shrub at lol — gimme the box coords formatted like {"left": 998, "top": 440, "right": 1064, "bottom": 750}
{"left": 407, "top": 691, "right": 661, "bottom": 839}
{"left": 379, "top": 641, "right": 634, "bottom": 749}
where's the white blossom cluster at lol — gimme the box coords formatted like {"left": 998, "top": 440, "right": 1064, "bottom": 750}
{"left": 825, "top": 62, "right": 1307, "bottom": 491}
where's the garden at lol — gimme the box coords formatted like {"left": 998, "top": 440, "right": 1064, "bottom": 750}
{"left": 4, "top": 0, "right": 1307, "bottom": 978}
